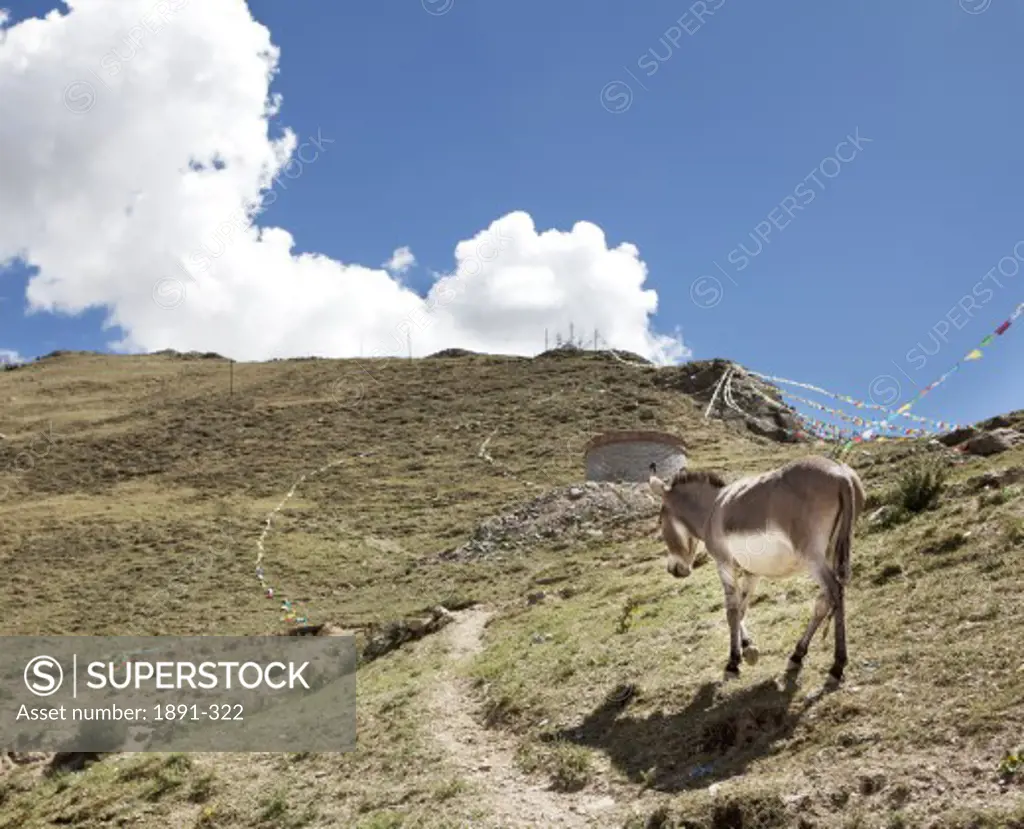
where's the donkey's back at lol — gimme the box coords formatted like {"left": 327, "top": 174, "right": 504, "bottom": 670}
{"left": 714, "top": 456, "right": 864, "bottom": 552}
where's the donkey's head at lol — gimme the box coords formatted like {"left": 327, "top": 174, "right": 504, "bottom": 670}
{"left": 648, "top": 463, "right": 726, "bottom": 579}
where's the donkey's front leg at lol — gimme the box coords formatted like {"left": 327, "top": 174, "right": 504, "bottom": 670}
{"left": 718, "top": 566, "right": 744, "bottom": 678}
{"left": 738, "top": 573, "right": 761, "bottom": 666}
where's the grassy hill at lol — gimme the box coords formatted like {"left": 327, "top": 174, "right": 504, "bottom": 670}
{"left": 0, "top": 350, "right": 1021, "bottom": 828}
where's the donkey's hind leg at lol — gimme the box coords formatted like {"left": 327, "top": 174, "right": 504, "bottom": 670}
{"left": 786, "top": 589, "right": 830, "bottom": 674}
{"left": 825, "top": 569, "right": 847, "bottom": 688}
{"left": 787, "top": 561, "right": 845, "bottom": 684}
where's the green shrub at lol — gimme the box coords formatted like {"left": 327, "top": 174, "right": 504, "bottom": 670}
{"left": 893, "top": 460, "right": 947, "bottom": 514}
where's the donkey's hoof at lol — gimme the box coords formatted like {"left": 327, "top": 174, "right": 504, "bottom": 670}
{"left": 742, "top": 645, "right": 760, "bottom": 666}
{"left": 724, "top": 665, "right": 741, "bottom": 681}
{"left": 824, "top": 672, "right": 843, "bottom": 691}
{"left": 785, "top": 658, "right": 802, "bottom": 674}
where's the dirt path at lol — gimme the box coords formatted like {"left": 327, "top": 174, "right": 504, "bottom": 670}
{"left": 426, "top": 607, "right": 621, "bottom": 828}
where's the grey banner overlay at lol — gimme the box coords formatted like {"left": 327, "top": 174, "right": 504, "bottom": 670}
{"left": 0, "top": 636, "right": 356, "bottom": 752}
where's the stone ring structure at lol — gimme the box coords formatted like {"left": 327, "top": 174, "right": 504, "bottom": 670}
{"left": 583, "top": 430, "right": 688, "bottom": 483}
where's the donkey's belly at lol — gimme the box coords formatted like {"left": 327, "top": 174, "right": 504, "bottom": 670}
{"left": 723, "top": 530, "right": 804, "bottom": 578}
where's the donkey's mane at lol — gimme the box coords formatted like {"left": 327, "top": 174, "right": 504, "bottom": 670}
{"left": 668, "top": 469, "right": 727, "bottom": 489}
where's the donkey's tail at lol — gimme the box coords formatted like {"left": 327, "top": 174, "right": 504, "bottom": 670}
{"left": 821, "top": 472, "right": 861, "bottom": 641}
{"left": 834, "top": 471, "right": 862, "bottom": 587}
{"left": 831, "top": 474, "right": 856, "bottom": 585}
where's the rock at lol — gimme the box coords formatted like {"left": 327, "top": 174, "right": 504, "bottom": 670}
{"left": 652, "top": 359, "right": 804, "bottom": 443}
{"left": 5, "top": 752, "right": 49, "bottom": 765}
{"left": 526, "top": 591, "right": 546, "bottom": 605}
{"left": 360, "top": 607, "right": 455, "bottom": 663}
{"left": 606, "top": 683, "right": 637, "bottom": 706}
{"left": 859, "top": 773, "right": 887, "bottom": 795}
{"left": 998, "top": 466, "right": 1024, "bottom": 485}
{"left": 966, "top": 466, "right": 1024, "bottom": 492}
{"left": 405, "top": 617, "right": 429, "bottom": 636}
{"left": 283, "top": 622, "right": 348, "bottom": 637}
{"left": 868, "top": 505, "right": 898, "bottom": 526}
{"left": 980, "top": 414, "right": 1013, "bottom": 430}
{"left": 962, "top": 428, "right": 1023, "bottom": 457}
{"left": 939, "top": 426, "right": 978, "bottom": 447}
{"left": 441, "top": 482, "right": 659, "bottom": 561}
{"left": 48, "top": 753, "right": 104, "bottom": 774}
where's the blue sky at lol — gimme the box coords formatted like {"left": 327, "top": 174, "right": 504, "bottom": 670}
{"left": 2, "top": 0, "right": 1022, "bottom": 433}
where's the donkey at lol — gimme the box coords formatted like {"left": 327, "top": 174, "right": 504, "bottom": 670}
{"left": 649, "top": 455, "right": 865, "bottom": 686}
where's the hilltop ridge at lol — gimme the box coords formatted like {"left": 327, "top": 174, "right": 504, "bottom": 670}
{"left": 0, "top": 351, "right": 1021, "bottom": 827}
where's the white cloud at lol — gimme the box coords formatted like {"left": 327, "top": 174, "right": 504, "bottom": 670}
{"left": 0, "top": 0, "right": 688, "bottom": 365}
{"left": 0, "top": 349, "right": 26, "bottom": 365}
{"left": 384, "top": 246, "right": 415, "bottom": 276}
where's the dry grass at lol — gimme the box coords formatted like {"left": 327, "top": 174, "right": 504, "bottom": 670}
{"left": 0, "top": 350, "right": 1022, "bottom": 827}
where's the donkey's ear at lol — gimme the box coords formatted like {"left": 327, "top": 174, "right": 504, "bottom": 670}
{"left": 649, "top": 475, "right": 667, "bottom": 498}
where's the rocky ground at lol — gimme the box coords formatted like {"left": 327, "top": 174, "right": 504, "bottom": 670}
{"left": 439, "top": 482, "right": 660, "bottom": 561}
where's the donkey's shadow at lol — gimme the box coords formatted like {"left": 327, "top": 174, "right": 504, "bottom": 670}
{"left": 553, "top": 674, "right": 817, "bottom": 793}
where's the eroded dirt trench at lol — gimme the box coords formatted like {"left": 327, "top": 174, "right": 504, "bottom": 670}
{"left": 425, "top": 607, "right": 622, "bottom": 828}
